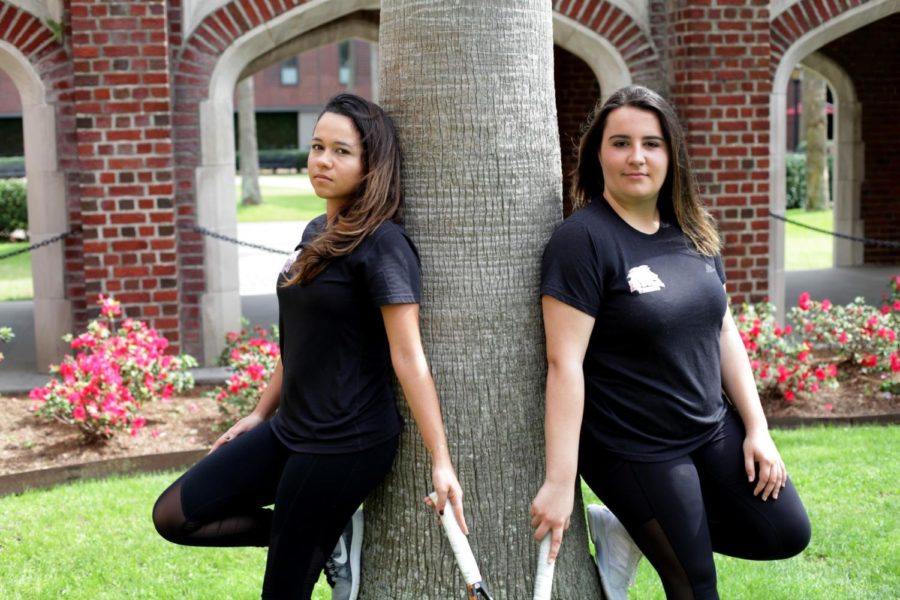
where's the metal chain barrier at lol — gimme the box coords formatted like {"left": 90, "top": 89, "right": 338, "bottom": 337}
{"left": 0, "top": 231, "right": 72, "bottom": 260}
{"left": 179, "top": 223, "right": 291, "bottom": 255}
{"left": 768, "top": 211, "right": 900, "bottom": 248}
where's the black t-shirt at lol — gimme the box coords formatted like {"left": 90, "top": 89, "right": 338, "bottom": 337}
{"left": 541, "top": 199, "right": 728, "bottom": 461}
{"left": 270, "top": 215, "right": 419, "bottom": 453}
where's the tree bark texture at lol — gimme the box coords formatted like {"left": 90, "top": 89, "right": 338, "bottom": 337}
{"left": 363, "top": 2, "right": 602, "bottom": 598}
{"left": 802, "top": 69, "right": 828, "bottom": 211}
{"left": 238, "top": 77, "right": 261, "bottom": 206}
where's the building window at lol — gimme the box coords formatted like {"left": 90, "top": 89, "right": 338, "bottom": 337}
{"left": 280, "top": 57, "right": 299, "bottom": 86}
{"left": 338, "top": 41, "right": 351, "bottom": 86}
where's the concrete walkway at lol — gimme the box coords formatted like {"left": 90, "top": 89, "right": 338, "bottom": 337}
{"left": 1, "top": 222, "right": 897, "bottom": 393}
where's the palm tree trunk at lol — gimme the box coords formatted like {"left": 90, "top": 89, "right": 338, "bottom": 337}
{"left": 802, "top": 68, "right": 828, "bottom": 211}
{"left": 238, "top": 77, "right": 261, "bottom": 206}
{"left": 361, "top": 1, "right": 602, "bottom": 597}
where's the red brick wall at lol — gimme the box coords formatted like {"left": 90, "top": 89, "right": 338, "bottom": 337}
{"left": 553, "top": 46, "right": 600, "bottom": 216}
{"left": 252, "top": 40, "right": 374, "bottom": 110}
{"left": 668, "top": 0, "right": 772, "bottom": 305}
{"left": 70, "top": 0, "right": 179, "bottom": 342}
{"left": 819, "top": 13, "right": 900, "bottom": 264}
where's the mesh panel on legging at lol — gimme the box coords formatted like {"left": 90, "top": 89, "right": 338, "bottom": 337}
{"left": 630, "top": 518, "right": 703, "bottom": 600}
{"left": 152, "top": 478, "right": 272, "bottom": 547}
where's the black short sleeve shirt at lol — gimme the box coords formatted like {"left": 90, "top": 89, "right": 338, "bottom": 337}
{"left": 542, "top": 200, "right": 728, "bottom": 461}
{"left": 270, "top": 216, "right": 419, "bottom": 453}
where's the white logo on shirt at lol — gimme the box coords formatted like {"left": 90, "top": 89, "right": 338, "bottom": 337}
{"left": 282, "top": 249, "right": 300, "bottom": 274}
{"left": 627, "top": 265, "right": 666, "bottom": 294}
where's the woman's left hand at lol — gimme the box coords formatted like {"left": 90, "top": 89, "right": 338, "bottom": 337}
{"left": 425, "top": 462, "right": 468, "bottom": 535}
{"left": 743, "top": 427, "right": 787, "bottom": 501}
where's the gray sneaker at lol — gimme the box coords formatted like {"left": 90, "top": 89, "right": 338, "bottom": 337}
{"left": 325, "top": 507, "right": 363, "bottom": 600}
{"left": 587, "top": 504, "right": 642, "bottom": 600}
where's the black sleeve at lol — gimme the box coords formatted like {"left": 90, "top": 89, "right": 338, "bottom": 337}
{"left": 714, "top": 254, "right": 726, "bottom": 285}
{"left": 540, "top": 220, "right": 603, "bottom": 317}
{"left": 362, "top": 225, "right": 422, "bottom": 306}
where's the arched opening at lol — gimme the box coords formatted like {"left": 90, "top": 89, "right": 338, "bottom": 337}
{"left": 0, "top": 40, "right": 69, "bottom": 372}
{"left": 195, "top": 2, "right": 379, "bottom": 364}
{"left": 769, "top": 2, "right": 900, "bottom": 313}
{"left": 551, "top": 11, "right": 631, "bottom": 215}
{"left": 800, "top": 52, "right": 862, "bottom": 268}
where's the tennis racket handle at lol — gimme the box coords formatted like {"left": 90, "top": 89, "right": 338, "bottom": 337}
{"left": 533, "top": 533, "right": 556, "bottom": 600}
{"left": 428, "top": 491, "right": 482, "bottom": 585}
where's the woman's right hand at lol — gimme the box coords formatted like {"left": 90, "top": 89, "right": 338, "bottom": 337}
{"left": 209, "top": 413, "right": 265, "bottom": 453}
{"left": 530, "top": 479, "right": 575, "bottom": 564}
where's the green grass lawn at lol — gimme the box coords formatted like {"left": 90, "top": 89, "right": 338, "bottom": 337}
{"left": 0, "top": 426, "right": 896, "bottom": 598}
{"left": 582, "top": 424, "right": 898, "bottom": 599}
{"left": 235, "top": 175, "right": 325, "bottom": 223}
{"left": 0, "top": 242, "right": 33, "bottom": 301}
{"left": 784, "top": 208, "right": 834, "bottom": 271}
{"left": 0, "top": 471, "right": 330, "bottom": 599}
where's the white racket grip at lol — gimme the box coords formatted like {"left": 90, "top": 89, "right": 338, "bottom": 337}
{"left": 533, "top": 533, "right": 556, "bottom": 600}
{"left": 428, "top": 491, "right": 482, "bottom": 585}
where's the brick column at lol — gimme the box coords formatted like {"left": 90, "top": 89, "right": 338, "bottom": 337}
{"left": 70, "top": 0, "right": 180, "bottom": 348}
{"left": 668, "top": 0, "right": 771, "bottom": 304}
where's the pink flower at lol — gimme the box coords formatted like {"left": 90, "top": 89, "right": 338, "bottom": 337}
{"left": 130, "top": 417, "right": 146, "bottom": 437}
{"left": 891, "top": 353, "right": 900, "bottom": 373}
{"left": 821, "top": 299, "right": 832, "bottom": 311}
{"left": 893, "top": 300, "right": 900, "bottom": 312}
{"left": 861, "top": 354, "right": 878, "bottom": 368}
{"left": 798, "top": 292, "right": 811, "bottom": 311}
{"left": 784, "top": 389, "right": 795, "bottom": 401}
{"left": 815, "top": 367, "right": 827, "bottom": 381}
{"left": 824, "top": 403, "right": 833, "bottom": 412}
{"left": 73, "top": 405, "right": 86, "bottom": 421}
{"left": 838, "top": 331, "right": 849, "bottom": 344}
{"left": 881, "top": 305, "right": 891, "bottom": 315}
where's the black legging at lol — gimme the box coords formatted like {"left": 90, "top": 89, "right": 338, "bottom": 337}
{"left": 579, "top": 407, "right": 811, "bottom": 600}
{"left": 152, "top": 421, "right": 398, "bottom": 599}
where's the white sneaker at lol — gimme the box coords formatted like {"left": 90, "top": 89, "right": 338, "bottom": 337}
{"left": 587, "top": 504, "right": 642, "bottom": 600}
{"left": 325, "top": 507, "right": 363, "bottom": 600}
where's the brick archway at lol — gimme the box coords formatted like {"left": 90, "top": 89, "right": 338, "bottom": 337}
{"left": 768, "top": 0, "right": 900, "bottom": 314}
{"left": 552, "top": 0, "right": 659, "bottom": 88}
{"left": 172, "top": 0, "right": 379, "bottom": 362}
{"left": 0, "top": 2, "right": 73, "bottom": 370}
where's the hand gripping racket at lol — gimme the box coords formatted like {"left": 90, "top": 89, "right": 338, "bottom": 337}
{"left": 429, "top": 492, "right": 557, "bottom": 599}
{"left": 428, "top": 492, "right": 494, "bottom": 600}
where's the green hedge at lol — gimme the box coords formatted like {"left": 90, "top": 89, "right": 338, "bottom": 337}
{"left": 236, "top": 149, "right": 309, "bottom": 172}
{"left": 785, "top": 152, "right": 834, "bottom": 210}
{"left": 0, "top": 179, "right": 27, "bottom": 236}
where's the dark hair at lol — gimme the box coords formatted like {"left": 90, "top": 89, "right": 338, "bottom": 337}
{"left": 284, "top": 93, "right": 403, "bottom": 285}
{"left": 571, "top": 85, "right": 720, "bottom": 256}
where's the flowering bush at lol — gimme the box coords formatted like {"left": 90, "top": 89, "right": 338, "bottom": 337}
{"left": 735, "top": 275, "right": 900, "bottom": 408}
{"left": 887, "top": 275, "right": 900, "bottom": 305}
{"left": 30, "top": 295, "right": 197, "bottom": 442}
{"left": 735, "top": 301, "right": 839, "bottom": 404}
{"left": 208, "top": 321, "right": 280, "bottom": 428}
{"left": 790, "top": 293, "right": 898, "bottom": 379}
{"left": 0, "top": 326, "right": 13, "bottom": 364}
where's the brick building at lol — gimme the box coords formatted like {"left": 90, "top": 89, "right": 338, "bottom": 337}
{"left": 0, "top": 0, "right": 896, "bottom": 369}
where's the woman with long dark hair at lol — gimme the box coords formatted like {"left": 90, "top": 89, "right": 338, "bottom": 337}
{"left": 529, "top": 85, "right": 810, "bottom": 599}
{"left": 153, "top": 94, "right": 465, "bottom": 599}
